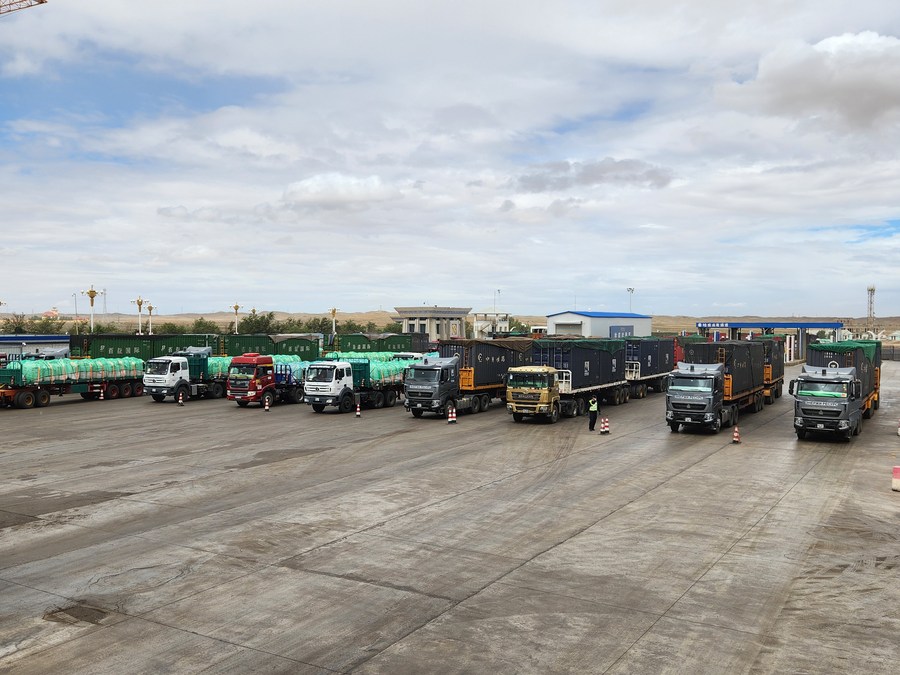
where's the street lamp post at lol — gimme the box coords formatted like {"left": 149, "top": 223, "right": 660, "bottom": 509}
{"left": 71, "top": 293, "right": 79, "bottom": 334}
{"left": 627, "top": 287, "right": 635, "bottom": 312}
{"left": 146, "top": 303, "right": 154, "bottom": 335}
{"left": 232, "top": 303, "right": 242, "bottom": 334}
{"left": 81, "top": 285, "right": 104, "bottom": 333}
{"left": 131, "top": 296, "right": 144, "bottom": 335}
{"left": 330, "top": 307, "right": 338, "bottom": 335}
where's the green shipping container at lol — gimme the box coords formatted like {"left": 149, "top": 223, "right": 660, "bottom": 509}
{"left": 271, "top": 336, "right": 319, "bottom": 360}
{"left": 337, "top": 333, "right": 377, "bottom": 352}
{"left": 221, "top": 334, "right": 274, "bottom": 356}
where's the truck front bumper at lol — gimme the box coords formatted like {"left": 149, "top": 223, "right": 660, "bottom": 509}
{"left": 304, "top": 395, "right": 337, "bottom": 405}
{"left": 144, "top": 386, "right": 173, "bottom": 396}
{"left": 666, "top": 410, "right": 717, "bottom": 426}
{"left": 794, "top": 417, "right": 849, "bottom": 432}
{"left": 404, "top": 399, "right": 440, "bottom": 411}
{"left": 507, "top": 403, "right": 549, "bottom": 414}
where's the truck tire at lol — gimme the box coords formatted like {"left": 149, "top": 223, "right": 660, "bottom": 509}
{"left": 210, "top": 382, "right": 225, "bottom": 399}
{"left": 80, "top": 392, "right": 94, "bottom": 400}
{"left": 236, "top": 400, "right": 249, "bottom": 407}
{"left": 711, "top": 416, "right": 721, "bottom": 434}
{"left": 151, "top": 394, "right": 166, "bottom": 403}
{"left": 312, "top": 404, "right": 326, "bottom": 413}
{"left": 669, "top": 421, "right": 680, "bottom": 433}
{"left": 261, "top": 392, "right": 275, "bottom": 409}
{"left": 14, "top": 391, "right": 35, "bottom": 409}
{"left": 133, "top": 382, "right": 144, "bottom": 397}
{"left": 470, "top": 396, "right": 481, "bottom": 413}
{"left": 411, "top": 408, "right": 423, "bottom": 418}
{"left": 35, "top": 389, "right": 51, "bottom": 408}
{"left": 385, "top": 390, "right": 397, "bottom": 407}
{"left": 512, "top": 412, "right": 524, "bottom": 423}
{"left": 547, "top": 404, "right": 559, "bottom": 424}
{"left": 853, "top": 419, "right": 861, "bottom": 436}
{"left": 120, "top": 382, "right": 133, "bottom": 398}
{"left": 480, "top": 394, "right": 491, "bottom": 411}
{"left": 795, "top": 428, "right": 807, "bottom": 440}
{"left": 175, "top": 385, "right": 189, "bottom": 403}
{"left": 576, "top": 397, "right": 586, "bottom": 416}
{"left": 106, "top": 383, "right": 120, "bottom": 400}
{"left": 372, "top": 391, "right": 385, "bottom": 409}
{"left": 339, "top": 395, "right": 354, "bottom": 414}
{"left": 863, "top": 404, "right": 872, "bottom": 419}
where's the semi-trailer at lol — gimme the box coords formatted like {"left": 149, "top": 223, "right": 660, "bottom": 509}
{"left": 505, "top": 338, "right": 629, "bottom": 423}
{"left": 753, "top": 336, "right": 786, "bottom": 403}
{"left": 666, "top": 340, "right": 766, "bottom": 433}
{"left": 0, "top": 356, "right": 146, "bottom": 409}
{"left": 227, "top": 353, "right": 306, "bottom": 408}
{"left": 789, "top": 340, "right": 881, "bottom": 440}
{"left": 143, "top": 347, "right": 232, "bottom": 403}
{"left": 303, "top": 357, "right": 407, "bottom": 412}
{"left": 403, "top": 339, "right": 533, "bottom": 417}
{"left": 625, "top": 337, "right": 675, "bottom": 398}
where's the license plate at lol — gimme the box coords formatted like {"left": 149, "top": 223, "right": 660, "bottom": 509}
{"left": 816, "top": 423, "right": 824, "bottom": 429}
{"left": 315, "top": 397, "right": 322, "bottom": 402}
{"left": 685, "top": 417, "right": 692, "bottom": 422}
{"left": 416, "top": 403, "right": 422, "bottom": 408}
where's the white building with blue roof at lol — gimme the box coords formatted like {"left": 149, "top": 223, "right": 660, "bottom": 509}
{"left": 546, "top": 311, "right": 652, "bottom": 338}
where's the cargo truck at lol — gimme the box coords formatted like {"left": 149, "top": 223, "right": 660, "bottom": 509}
{"left": 404, "top": 339, "right": 533, "bottom": 418}
{"left": 227, "top": 353, "right": 305, "bottom": 408}
{"left": 303, "top": 357, "right": 405, "bottom": 413}
{"left": 144, "top": 347, "right": 231, "bottom": 403}
{"left": 625, "top": 337, "right": 674, "bottom": 398}
{"left": 666, "top": 340, "right": 766, "bottom": 433}
{"left": 505, "top": 338, "right": 629, "bottom": 423}
{"left": 0, "top": 356, "right": 145, "bottom": 409}
{"left": 789, "top": 340, "right": 880, "bottom": 440}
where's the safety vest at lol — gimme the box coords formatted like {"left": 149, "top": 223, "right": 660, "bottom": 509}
{"left": 589, "top": 399, "right": 598, "bottom": 412}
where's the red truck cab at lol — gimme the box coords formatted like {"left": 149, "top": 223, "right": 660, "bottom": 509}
{"left": 226, "top": 353, "right": 275, "bottom": 407}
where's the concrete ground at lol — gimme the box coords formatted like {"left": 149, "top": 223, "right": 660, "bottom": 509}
{"left": 1, "top": 362, "right": 898, "bottom": 674}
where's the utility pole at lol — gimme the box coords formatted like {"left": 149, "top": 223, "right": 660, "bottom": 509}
{"left": 627, "top": 287, "right": 635, "bottom": 312}
{"left": 232, "top": 303, "right": 242, "bottom": 334}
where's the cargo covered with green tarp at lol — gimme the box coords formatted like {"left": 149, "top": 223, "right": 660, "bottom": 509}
{"left": 0, "top": 357, "right": 145, "bottom": 386}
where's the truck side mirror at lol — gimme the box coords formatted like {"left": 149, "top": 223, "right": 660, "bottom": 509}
{"left": 853, "top": 381, "right": 861, "bottom": 399}
{"left": 788, "top": 380, "right": 794, "bottom": 395}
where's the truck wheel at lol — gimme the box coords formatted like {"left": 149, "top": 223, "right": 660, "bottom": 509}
{"left": 669, "top": 421, "right": 680, "bottom": 433}
{"left": 795, "top": 428, "right": 807, "bottom": 440}
{"left": 175, "top": 385, "right": 189, "bottom": 403}
{"left": 874, "top": 396, "right": 880, "bottom": 410}
{"left": 151, "top": 394, "right": 166, "bottom": 402}
{"left": 512, "top": 412, "right": 524, "bottom": 423}
{"left": 470, "top": 396, "right": 481, "bottom": 414}
{"left": 120, "top": 382, "right": 133, "bottom": 398}
{"left": 711, "top": 416, "right": 721, "bottom": 434}
{"left": 106, "top": 384, "right": 120, "bottom": 400}
{"left": 80, "top": 392, "right": 94, "bottom": 400}
{"left": 339, "top": 396, "right": 354, "bottom": 414}
{"left": 210, "top": 382, "right": 224, "bottom": 399}
{"left": 385, "top": 390, "right": 397, "bottom": 407}
{"left": 132, "top": 382, "right": 144, "bottom": 397}
{"left": 236, "top": 400, "right": 249, "bottom": 407}
{"left": 853, "top": 419, "right": 861, "bottom": 436}
{"left": 14, "top": 391, "right": 35, "bottom": 409}
{"left": 411, "top": 409, "right": 423, "bottom": 418}
{"left": 35, "top": 389, "right": 51, "bottom": 408}
{"left": 576, "top": 397, "right": 586, "bottom": 416}
{"left": 548, "top": 404, "right": 559, "bottom": 424}
{"left": 480, "top": 394, "right": 491, "bottom": 410}
{"left": 373, "top": 391, "right": 385, "bottom": 409}
{"left": 863, "top": 404, "right": 872, "bottom": 419}
{"left": 312, "top": 404, "right": 326, "bottom": 413}
{"left": 261, "top": 392, "right": 275, "bottom": 409}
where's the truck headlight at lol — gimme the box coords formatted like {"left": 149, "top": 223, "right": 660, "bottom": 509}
{"left": 704, "top": 413, "right": 714, "bottom": 422}
{"left": 838, "top": 420, "right": 850, "bottom": 430}
{"left": 665, "top": 411, "right": 673, "bottom": 420}
{"left": 507, "top": 404, "right": 513, "bottom": 412}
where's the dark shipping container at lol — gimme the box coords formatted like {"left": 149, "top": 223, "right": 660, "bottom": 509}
{"left": 681, "top": 340, "right": 765, "bottom": 395}
{"left": 438, "top": 338, "right": 533, "bottom": 387}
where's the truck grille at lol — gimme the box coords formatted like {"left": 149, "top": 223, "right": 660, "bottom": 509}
{"left": 671, "top": 402, "right": 706, "bottom": 412}
{"left": 511, "top": 392, "right": 540, "bottom": 401}
{"left": 229, "top": 381, "right": 249, "bottom": 390}
{"left": 800, "top": 407, "right": 841, "bottom": 419}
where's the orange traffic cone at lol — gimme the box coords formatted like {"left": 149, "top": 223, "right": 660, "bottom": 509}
{"left": 732, "top": 426, "right": 741, "bottom": 443}
{"left": 356, "top": 402, "right": 361, "bottom": 418}
{"left": 178, "top": 391, "right": 184, "bottom": 406}
{"left": 893, "top": 466, "right": 900, "bottom": 492}
{"left": 448, "top": 406, "right": 457, "bottom": 424}
{"left": 265, "top": 398, "right": 270, "bottom": 412}
{"left": 600, "top": 417, "right": 610, "bottom": 434}
{"left": 99, "top": 387, "right": 104, "bottom": 401}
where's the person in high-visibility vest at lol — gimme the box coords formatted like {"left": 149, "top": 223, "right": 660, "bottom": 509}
{"left": 588, "top": 395, "right": 599, "bottom": 431}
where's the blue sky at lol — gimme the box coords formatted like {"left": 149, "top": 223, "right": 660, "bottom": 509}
{"left": 2, "top": 1, "right": 900, "bottom": 321}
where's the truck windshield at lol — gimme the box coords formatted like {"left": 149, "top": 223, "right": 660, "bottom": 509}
{"left": 306, "top": 365, "right": 335, "bottom": 382}
{"left": 405, "top": 368, "right": 438, "bottom": 382}
{"left": 508, "top": 373, "right": 549, "bottom": 388}
{"left": 145, "top": 361, "right": 169, "bottom": 376}
{"left": 228, "top": 365, "right": 256, "bottom": 379}
{"left": 669, "top": 377, "right": 713, "bottom": 392}
{"left": 797, "top": 381, "right": 847, "bottom": 397}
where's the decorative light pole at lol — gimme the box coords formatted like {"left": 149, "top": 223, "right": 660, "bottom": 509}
{"left": 81, "top": 285, "right": 104, "bottom": 333}
{"left": 146, "top": 303, "right": 154, "bottom": 335}
{"left": 131, "top": 296, "right": 145, "bottom": 335}
{"left": 232, "top": 303, "right": 242, "bottom": 334}
{"left": 627, "top": 287, "right": 635, "bottom": 312}
{"left": 71, "top": 292, "right": 80, "bottom": 333}
{"left": 330, "top": 307, "right": 339, "bottom": 335}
